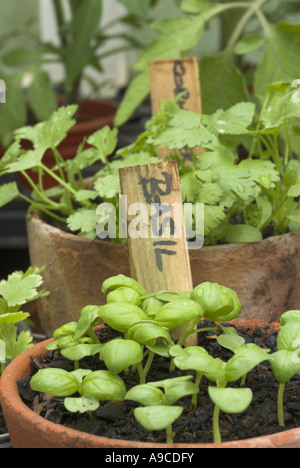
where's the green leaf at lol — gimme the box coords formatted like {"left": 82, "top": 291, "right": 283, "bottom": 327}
{"left": 0, "top": 182, "right": 19, "bottom": 208}
{"left": 82, "top": 370, "right": 126, "bottom": 401}
{"left": 191, "top": 282, "right": 234, "bottom": 321}
{"left": 114, "top": 70, "right": 150, "bottom": 127}
{"left": 99, "top": 303, "right": 149, "bottom": 334}
{"left": 3, "top": 148, "right": 44, "bottom": 173}
{"left": 61, "top": 343, "right": 103, "bottom": 362}
{"left": 234, "top": 34, "right": 265, "bottom": 55}
{"left": 280, "top": 310, "right": 300, "bottom": 327}
{"left": 255, "top": 23, "right": 300, "bottom": 100}
{"left": 107, "top": 287, "right": 141, "bottom": 306}
{"left": 0, "top": 73, "right": 27, "bottom": 147}
{"left": 134, "top": 406, "right": 183, "bottom": 431}
{"left": 200, "top": 52, "right": 249, "bottom": 115}
{"left": 30, "top": 368, "right": 80, "bottom": 397}
{"left": 27, "top": 69, "right": 57, "bottom": 123}
{"left": 217, "top": 335, "right": 246, "bottom": 353}
{"left": 94, "top": 175, "right": 120, "bottom": 199}
{"left": 0, "top": 324, "right": 33, "bottom": 360}
{"left": 116, "top": 0, "right": 150, "bottom": 18}
{"left": 67, "top": 207, "right": 99, "bottom": 236}
{"left": 224, "top": 224, "right": 263, "bottom": 244}
{"left": 87, "top": 126, "right": 118, "bottom": 158}
{"left": 114, "top": 14, "right": 204, "bottom": 126}
{"left": 102, "top": 275, "right": 147, "bottom": 297}
{"left": 65, "top": 0, "right": 102, "bottom": 88}
{"left": 74, "top": 305, "right": 102, "bottom": 340}
{"left": 100, "top": 338, "right": 143, "bottom": 374}
{"left": 154, "top": 299, "right": 204, "bottom": 330}
{"left": 125, "top": 385, "right": 164, "bottom": 407}
{"left": 277, "top": 322, "right": 300, "bottom": 352}
{"left": 0, "top": 312, "right": 29, "bottom": 326}
{"left": 0, "top": 271, "right": 43, "bottom": 307}
{"left": 271, "top": 350, "right": 300, "bottom": 384}
{"left": 64, "top": 396, "right": 100, "bottom": 414}
{"left": 203, "top": 102, "right": 255, "bottom": 135}
{"left": 160, "top": 380, "right": 199, "bottom": 406}
{"left": 127, "top": 321, "right": 171, "bottom": 346}
{"left": 2, "top": 48, "right": 38, "bottom": 67}
{"left": 208, "top": 387, "right": 253, "bottom": 414}
{"left": 14, "top": 105, "right": 77, "bottom": 151}
{"left": 288, "top": 184, "right": 300, "bottom": 198}
{"left": 225, "top": 344, "right": 270, "bottom": 382}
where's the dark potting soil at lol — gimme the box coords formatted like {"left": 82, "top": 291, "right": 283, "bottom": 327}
{"left": 17, "top": 322, "right": 300, "bottom": 445}
{"left": 0, "top": 406, "right": 7, "bottom": 436}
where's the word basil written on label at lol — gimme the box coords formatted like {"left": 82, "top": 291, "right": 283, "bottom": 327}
{"left": 139, "top": 170, "right": 178, "bottom": 273}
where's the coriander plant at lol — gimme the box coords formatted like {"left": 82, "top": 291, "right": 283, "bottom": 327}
{"left": 0, "top": 266, "right": 48, "bottom": 375}
{"left": 1, "top": 83, "right": 299, "bottom": 246}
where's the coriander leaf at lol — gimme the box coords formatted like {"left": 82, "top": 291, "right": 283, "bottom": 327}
{"left": 0, "top": 272, "right": 44, "bottom": 307}
{"left": 75, "top": 190, "right": 99, "bottom": 203}
{"left": 203, "top": 102, "right": 255, "bottom": 135}
{"left": 239, "top": 159, "right": 279, "bottom": 189}
{"left": 0, "top": 182, "right": 19, "bottom": 207}
{"left": 94, "top": 175, "right": 120, "bottom": 199}
{"left": 67, "top": 207, "right": 99, "bottom": 236}
{"left": 0, "top": 312, "right": 30, "bottom": 325}
{"left": 203, "top": 205, "right": 226, "bottom": 235}
{"left": 3, "top": 148, "right": 44, "bottom": 173}
{"left": 14, "top": 105, "right": 77, "bottom": 150}
{"left": 0, "top": 324, "right": 33, "bottom": 360}
{"left": 87, "top": 126, "right": 118, "bottom": 158}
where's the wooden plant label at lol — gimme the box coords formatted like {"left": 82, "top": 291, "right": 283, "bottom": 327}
{"left": 119, "top": 160, "right": 196, "bottom": 345}
{"left": 149, "top": 57, "right": 202, "bottom": 162}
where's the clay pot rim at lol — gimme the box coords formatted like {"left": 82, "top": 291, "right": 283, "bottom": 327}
{"left": 27, "top": 210, "right": 300, "bottom": 251}
{"left": 2, "top": 320, "right": 300, "bottom": 448}
{"left": 69, "top": 99, "right": 118, "bottom": 134}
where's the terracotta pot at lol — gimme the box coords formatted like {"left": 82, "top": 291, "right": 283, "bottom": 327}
{"left": 26, "top": 210, "right": 300, "bottom": 336}
{"left": 1, "top": 320, "right": 300, "bottom": 448}
{"left": 0, "top": 99, "right": 118, "bottom": 190}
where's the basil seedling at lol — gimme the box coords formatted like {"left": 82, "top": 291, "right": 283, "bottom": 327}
{"left": 270, "top": 311, "right": 300, "bottom": 427}
{"left": 125, "top": 376, "right": 198, "bottom": 444}
{"left": 127, "top": 320, "right": 172, "bottom": 383}
{"left": 191, "top": 282, "right": 241, "bottom": 322}
{"left": 102, "top": 275, "right": 147, "bottom": 298}
{"left": 31, "top": 368, "right": 126, "bottom": 415}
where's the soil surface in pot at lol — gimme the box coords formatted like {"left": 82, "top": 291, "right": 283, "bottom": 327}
{"left": 18, "top": 323, "right": 300, "bottom": 445}
{"left": 0, "top": 406, "right": 7, "bottom": 435}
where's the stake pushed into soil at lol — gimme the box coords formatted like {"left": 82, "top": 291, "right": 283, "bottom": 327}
{"left": 119, "top": 160, "right": 196, "bottom": 346}
{"left": 149, "top": 57, "right": 202, "bottom": 162}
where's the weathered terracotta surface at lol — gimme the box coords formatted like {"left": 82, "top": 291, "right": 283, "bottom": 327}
{"left": 27, "top": 211, "right": 300, "bottom": 336}
{"left": 2, "top": 321, "right": 300, "bottom": 449}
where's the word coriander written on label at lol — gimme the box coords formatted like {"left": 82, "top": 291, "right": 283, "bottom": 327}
{"left": 173, "top": 60, "right": 191, "bottom": 162}
{"left": 104, "top": 452, "right": 195, "bottom": 464}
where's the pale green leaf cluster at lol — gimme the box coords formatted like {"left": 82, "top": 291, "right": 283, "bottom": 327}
{"left": 0, "top": 267, "right": 48, "bottom": 373}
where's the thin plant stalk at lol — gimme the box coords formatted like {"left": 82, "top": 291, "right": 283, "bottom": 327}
{"left": 278, "top": 382, "right": 286, "bottom": 428}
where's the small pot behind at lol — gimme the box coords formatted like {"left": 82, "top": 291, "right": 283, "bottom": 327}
{"left": 27, "top": 210, "right": 300, "bottom": 336}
